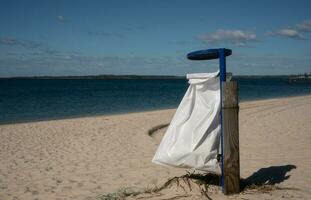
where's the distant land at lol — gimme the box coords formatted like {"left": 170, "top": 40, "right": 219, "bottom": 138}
{"left": 0, "top": 74, "right": 185, "bottom": 80}
{"left": 0, "top": 73, "right": 310, "bottom": 80}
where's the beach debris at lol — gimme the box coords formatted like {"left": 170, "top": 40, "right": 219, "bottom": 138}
{"left": 95, "top": 171, "right": 220, "bottom": 200}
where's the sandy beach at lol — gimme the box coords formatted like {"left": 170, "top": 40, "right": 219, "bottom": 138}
{"left": 0, "top": 95, "right": 310, "bottom": 200}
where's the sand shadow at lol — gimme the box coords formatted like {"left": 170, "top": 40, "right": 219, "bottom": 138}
{"left": 116, "top": 165, "right": 297, "bottom": 198}
{"left": 241, "top": 164, "right": 296, "bottom": 190}
{"left": 157, "top": 164, "right": 297, "bottom": 192}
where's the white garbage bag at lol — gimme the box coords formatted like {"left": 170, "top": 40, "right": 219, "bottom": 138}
{"left": 152, "top": 71, "right": 221, "bottom": 174}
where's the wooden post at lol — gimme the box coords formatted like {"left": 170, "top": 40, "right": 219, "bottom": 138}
{"left": 222, "top": 81, "right": 240, "bottom": 194}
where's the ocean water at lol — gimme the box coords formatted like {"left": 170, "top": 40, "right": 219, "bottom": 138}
{"left": 0, "top": 77, "right": 310, "bottom": 124}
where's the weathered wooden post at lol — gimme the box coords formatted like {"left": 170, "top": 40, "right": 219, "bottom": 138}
{"left": 222, "top": 81, "right": 240, "bottom": 194}
{"left": 187, "top": 48, "right": 240, "bottom": 195}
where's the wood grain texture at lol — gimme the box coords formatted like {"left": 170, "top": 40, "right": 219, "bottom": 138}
{"left": 222, "top": 81, "right": 240, "bottom": 194}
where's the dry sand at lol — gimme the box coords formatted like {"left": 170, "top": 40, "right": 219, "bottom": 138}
{"left": 0, "top": 95, "right": 310, "bottom": 200}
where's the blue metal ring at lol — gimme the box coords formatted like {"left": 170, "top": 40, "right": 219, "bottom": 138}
{"left": 187, "top": 48, "right": 232, "bottom": 60}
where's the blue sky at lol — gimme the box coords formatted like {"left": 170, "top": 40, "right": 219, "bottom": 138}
{"left": 0, "top": 0, "right": 311, "bottom": 77}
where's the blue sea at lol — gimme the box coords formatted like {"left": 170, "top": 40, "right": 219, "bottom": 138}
{"left": 0, "top": 77, "right": 310, "bottom": 124}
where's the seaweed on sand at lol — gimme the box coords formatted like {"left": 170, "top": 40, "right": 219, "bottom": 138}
{"left": 95, "top": 171, "right": 220, "bottom": 200}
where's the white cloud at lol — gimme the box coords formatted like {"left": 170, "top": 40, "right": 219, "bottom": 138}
{"left": 57, "top": 15, "right": 69, "bottom": 22}
{"left": 0, "top": 37, "right": 43, "bottom": 48}
{"left": 297, "top": 19, "right": 311, "bottom": 32}
{"left": 198, "top": 29, "right": 257, "bottom": 46}
{"left": 274, "top": 19, "right": 311, "bottom": 40}
{"left": 88, "top": 31, "right": 125, "bottom": 38}
{"left": 2, "top": 51, "right": 310, "bottom": 77}
{"left": 277, "top": 28, "right": 304, "bottom": 39}
{"left": 0, "top": 38, "right": 17, "bottom": 45}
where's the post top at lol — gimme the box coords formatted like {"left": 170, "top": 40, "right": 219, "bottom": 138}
{"left": 187, "top": 48, "right": 232, "bottom": 60}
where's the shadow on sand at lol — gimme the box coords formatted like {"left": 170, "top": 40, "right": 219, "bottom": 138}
{"left": 153, "top": 164, "right": 298, "bottom": 192}
{"left": 96, "top": 165, "right": 297, "bottom": 199}
{"left": 241, "top": 164, "right": 297, "bottom": 189}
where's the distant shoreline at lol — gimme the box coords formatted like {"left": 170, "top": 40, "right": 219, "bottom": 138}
{"left": 0, "top": 75, "right": 185, "bottom": 80}
{"left": 0, "top": 74, "right": 304, "bottom": 80}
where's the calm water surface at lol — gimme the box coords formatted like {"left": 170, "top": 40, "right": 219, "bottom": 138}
{"left": 0, "top": 77, "right": 310, "bottom": 124}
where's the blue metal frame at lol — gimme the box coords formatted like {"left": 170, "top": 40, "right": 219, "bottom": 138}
{"left": 187, "top": 48, "right": 232, "bottom": 192}
{"left": 219, "top": 48, "right": 226, "bottom": 191}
